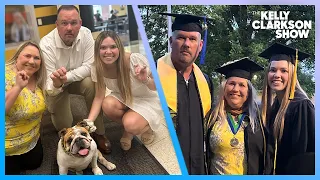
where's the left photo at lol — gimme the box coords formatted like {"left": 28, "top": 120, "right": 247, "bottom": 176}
{"left": 4, "top": 5, "right": 181, "bottom": 175}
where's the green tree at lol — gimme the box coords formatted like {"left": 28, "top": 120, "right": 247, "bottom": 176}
{"left": 138, "top": 5, "right": 315, "bottom": 97}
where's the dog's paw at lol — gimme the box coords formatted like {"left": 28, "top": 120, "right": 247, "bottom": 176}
{"left": 92, "top": 167, "right": 103, "bottom": 175}
{"left": 83, "top": 119, "right": 97, "bottom": 133}
{"left": 106, "top": 162, "right": 116, "bottom": 171}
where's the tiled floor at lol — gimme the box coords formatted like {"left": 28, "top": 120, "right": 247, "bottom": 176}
{"left": 136, "top": 118, "right": 181, "bottom": 175}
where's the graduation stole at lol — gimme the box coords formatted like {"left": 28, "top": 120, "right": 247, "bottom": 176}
{"left": 157, "top": 53, "right": 211, "bottom": 124}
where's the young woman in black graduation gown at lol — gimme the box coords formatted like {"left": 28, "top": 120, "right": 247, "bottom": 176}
{"left": 260, "top": 42, "right": 315, "bottom": 175}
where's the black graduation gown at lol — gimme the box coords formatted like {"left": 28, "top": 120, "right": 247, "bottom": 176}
{"left": 265, "top": 89, "right": 315, "bottom": 175}
{"left": 206, "top": 116, "right": 267, "bottom": 174}
{"left": 176, "top": 71, "right": 206, "bottom": 175}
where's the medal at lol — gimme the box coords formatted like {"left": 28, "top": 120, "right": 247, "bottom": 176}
{"left": 226, "top": 112, "right": 246, "bottom": 147}
{"left": 230, "top": 137, "right": 239, "bottom": 147}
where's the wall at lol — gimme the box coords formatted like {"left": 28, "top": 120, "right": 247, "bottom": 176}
{"left": 112, "top": 5, "right": 127, "bottom": 17}
{"left": 34, "top": 5, "right": 57, "bottom": 39}
{"left": 5, "top": 5, "right": 58, "bottom": 61}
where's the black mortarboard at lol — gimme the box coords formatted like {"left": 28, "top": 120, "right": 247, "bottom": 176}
{"left": 259, "top": 42, "right": 311, "bottom": 100}
{"left": 158, "top": 12, "right": 212, "bottom": 33}
{"left": 159, "top": 12, "right": 213, "bottom": 65}
{"left": 258, "top": 42, "right": 311, "bottom": 64}
{"left": 215, "top": 57, "right": 264, "bottom": 80}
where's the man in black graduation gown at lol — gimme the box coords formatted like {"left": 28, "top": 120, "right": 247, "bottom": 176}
{"left": 157, "top": 13, "right": 214, "bottom": 174}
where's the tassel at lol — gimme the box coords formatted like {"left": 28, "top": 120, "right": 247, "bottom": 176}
{"left": 289, "top": 49, "right": 298, "bottom": 100}
{"left": 200, "top": 17, "right": 207, "bottom": 65}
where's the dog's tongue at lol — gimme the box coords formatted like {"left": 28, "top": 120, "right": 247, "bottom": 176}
{"left": 78, "top": 149, "right": 89, "bottom": 156}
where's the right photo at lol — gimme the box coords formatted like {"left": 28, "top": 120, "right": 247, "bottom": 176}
{"left": 138, "top": 5, "right": 315, "bottom": 175}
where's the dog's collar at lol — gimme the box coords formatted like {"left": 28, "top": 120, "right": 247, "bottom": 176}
{"left": 60, "top": 139, "right": 89, "bottom": 158}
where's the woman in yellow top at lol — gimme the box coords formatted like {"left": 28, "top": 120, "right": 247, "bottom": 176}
{"left": 206, "top": 57, "right": 266, "bottom": 174}
{"left": 5, "top": 41, "right": 47, "bottom": 174}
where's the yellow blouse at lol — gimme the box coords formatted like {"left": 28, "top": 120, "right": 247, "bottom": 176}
{"left": 5, "top": 66, "right": 46, "bottom": 156}
{"left": 209, "top": 118, "right": 248, "bottom": 175}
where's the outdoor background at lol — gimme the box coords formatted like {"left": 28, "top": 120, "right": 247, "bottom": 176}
{"left": 138, "top": 5, "right": 315, "bottom": 101}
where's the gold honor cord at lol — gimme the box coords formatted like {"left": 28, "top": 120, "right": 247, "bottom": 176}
{"left": 289, "top": 49, "right": 298, "bottom": 100}
{"left": 273, "top": 139, "right": 278, "bottom": 175}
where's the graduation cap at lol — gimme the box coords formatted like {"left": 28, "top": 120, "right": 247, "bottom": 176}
{"left": 258, "top": 42, "right": 311, "bottom": 99}
{"left": 215, "top": 57, "right": 264, "bottom": 80}
{"left": 258, "top": 42, "right": 311, "bottom": 64}
{"left": 158, "top": 12, "right": 212, "bottom": 33}
{"left": 159, "top": 12, "right": 213, "bottom": 65}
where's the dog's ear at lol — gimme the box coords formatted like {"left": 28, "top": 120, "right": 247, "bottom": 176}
{"left": 58, "top": 128, "right": 67, "bottom": 139}
{"left": 77, "top": 120, "right": 88, "bottom": 128}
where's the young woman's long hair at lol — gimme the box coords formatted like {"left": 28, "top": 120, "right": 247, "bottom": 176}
{"left": 208, "top": 79, "right": 260, "bottom": 133}
{"left": 6, "top": 40, "right": 47, "bottom": 94}
{"left": 94, "top": 31, "right": 132, "bottom": 104}
{"left": 260, "top": 61, "right": 308, "bottom": 142}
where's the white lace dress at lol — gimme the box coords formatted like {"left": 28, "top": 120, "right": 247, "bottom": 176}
{"left": 91, "top": 53, "right": 163, "bottom": 131}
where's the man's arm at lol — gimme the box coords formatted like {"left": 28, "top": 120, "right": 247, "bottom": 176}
{"left": 40, "top": 38, "right": 63, "bottom": 96}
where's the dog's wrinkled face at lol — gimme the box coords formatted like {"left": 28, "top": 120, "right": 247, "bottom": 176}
{"left": 59, "top": 121, "right": 93, "bottom": 156}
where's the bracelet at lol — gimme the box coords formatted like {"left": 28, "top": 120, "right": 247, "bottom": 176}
{"left": 142, "top": 76, "right": 151, "bottom": 84}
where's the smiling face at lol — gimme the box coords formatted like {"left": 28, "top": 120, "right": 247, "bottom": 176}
{"left": 267, "top": 60, "right": 289, "bottom": 92}
{"left": 99, "top": 37, "right": 120, "bottom": 65}
{"left": 15, "top": 45, "right": 41, "bottom": 77}
{"left": 224, "top": 77, "right": 249, "bottom": 109}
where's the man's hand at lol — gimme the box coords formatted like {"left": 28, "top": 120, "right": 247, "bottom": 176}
{"left": 51, "top": 67, "right": 67, "bottom": 88}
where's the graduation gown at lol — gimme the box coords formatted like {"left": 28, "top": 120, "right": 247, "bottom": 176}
{"left": 265, "top": 89, "right": 315, "bottom": 175}
{"left": 177, "top": 71, "right": 205, "bottom": 174}
{"left": 157, "top": 53, "right": 213, "bottom": 174}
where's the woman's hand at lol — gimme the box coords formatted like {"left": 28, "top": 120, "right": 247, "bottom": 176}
{"left": 134, "top": 64, "right": 149, "bottom": 84}
{"left": 83, "top": 119, "right": 97, "bottom": 133}
{"left": 6, "top": 70, "right": 30, "bottom": 113}
{"left": 16, "top": 70, "right": 29, "bottom": 89}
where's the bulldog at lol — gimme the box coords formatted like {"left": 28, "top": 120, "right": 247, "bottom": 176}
{"left": 57, "top": 120, "right": 116, "bottom": 175}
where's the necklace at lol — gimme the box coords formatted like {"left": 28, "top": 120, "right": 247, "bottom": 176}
{"left": 226, "top": 112, "right": 245, "bottom": 147}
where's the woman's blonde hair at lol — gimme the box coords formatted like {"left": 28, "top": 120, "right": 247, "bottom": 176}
{"left": 208, "top": 78, "right": 261, "bottom": 133}
{"left": 261, "top": 61, "right": 308, "bottom": 142}
{"left": 6, "top": 40, "right": 47, "bottom": 93}
{"left": 94, "top": 31, "right": 132, "bottom": 104}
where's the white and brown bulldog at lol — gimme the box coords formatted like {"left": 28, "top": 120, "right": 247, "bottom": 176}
{"left": 57, "top": 121, "right": 116, "bottom": 175}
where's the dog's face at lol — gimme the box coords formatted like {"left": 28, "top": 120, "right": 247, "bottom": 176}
{"left": 59, "top": 121, "right": 93, "bottom": 156}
